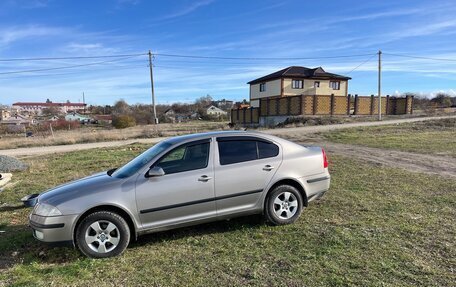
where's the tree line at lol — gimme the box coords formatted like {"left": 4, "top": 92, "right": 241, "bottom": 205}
{"left": 89, "top": 95, "right": 234, "bottom": 128}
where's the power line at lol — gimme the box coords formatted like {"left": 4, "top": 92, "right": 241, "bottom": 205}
{"left": 0, "top": 64, "right": 148, "bottom": 80}
{"left": 383, "top": 52, "right": 456, "bottom": 62}
{"left": 346, "top": 54, "right": 377, "bottom": 74}
{"left": 0, "top": 52, "right": 147, "bottom": 62}
{"left": 0, "top": 55, "right": 143, "bottom": 75}
{"left": 153, "top": 52, "right": 377, "bottom": 60}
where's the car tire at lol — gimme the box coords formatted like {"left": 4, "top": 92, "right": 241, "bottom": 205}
{"left": 75, "top": 211, "right": 130, "bottom": 258}
{"left": 265, "top": 185, "right": 304, "bottom": 225}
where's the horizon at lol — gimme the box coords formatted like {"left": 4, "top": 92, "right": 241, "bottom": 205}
{"left": 1, "top": 0, "right": 456, "bottom": 106}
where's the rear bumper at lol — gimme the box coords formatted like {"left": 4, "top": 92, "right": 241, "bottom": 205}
{"left": 302, "top": 174, "right": 330, "bottom": 202}
{"left": 29, "top": 213, "right": 78, "bottom": 243}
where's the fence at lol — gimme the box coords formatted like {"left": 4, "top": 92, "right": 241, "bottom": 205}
{"left": 231, "top": 94, "right": 413, "bottom": 125}
{"left": 231, "top": 106, "right": 260, "bottom": 124}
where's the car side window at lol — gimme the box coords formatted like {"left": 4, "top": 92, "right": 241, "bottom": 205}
{"left": 155, "top": 142, "right": 210, "bottom": 175}
{"left": 258, "top": 141, "right": 279, "bottom": 159}
{"left": 218, "top": 138, "right": 279, "bottom": 165}
{"left": 218, "top": 140, "right": 257, "bottom": 165}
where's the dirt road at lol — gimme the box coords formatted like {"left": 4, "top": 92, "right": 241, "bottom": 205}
{"left": 0, "top": 115, "right": 454, "bottom": 158}
{"left": 319, "top": 142, "right": 456, "bottom": 178}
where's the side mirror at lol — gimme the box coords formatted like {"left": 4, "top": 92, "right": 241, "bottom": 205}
{"left": 146, "top": 166, "right": 165, "bottom": 178}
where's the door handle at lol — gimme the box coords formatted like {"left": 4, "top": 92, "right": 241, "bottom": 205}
{"left": 263, "top": 165, "right": 274, "bottom": 171}
{"left": 198, "top": 175, "right": 212, "bottom": 182}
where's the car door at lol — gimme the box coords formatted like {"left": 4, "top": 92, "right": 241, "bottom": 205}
{"left": 214, "top": 136, "right": 282, "bottom": 217}
{"left": 135, "top": 138, "right": 216, "bottom": 230}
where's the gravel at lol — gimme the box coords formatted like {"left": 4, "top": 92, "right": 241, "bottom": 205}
{"left": 0, "top": 155, "right": 28, "bottom": 172}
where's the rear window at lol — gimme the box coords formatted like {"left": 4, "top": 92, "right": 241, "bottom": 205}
{"left": 258, "top": 141, "right": 279, "bottom": 159}
{"left": 218, "top": 138, "right": 279, "bottom": 165}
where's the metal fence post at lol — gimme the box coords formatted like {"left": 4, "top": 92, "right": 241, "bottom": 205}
{"left": 354, "top": 94, "right": 359, "bottom": 115}
{"left": 370, "top": 94, "right": 375, "bottom": 115}
{"left": 410, "top": 96, "right": 414, "bottom": 114}
{"left": 385, "top": 95, "right": 390, "bottom": 115}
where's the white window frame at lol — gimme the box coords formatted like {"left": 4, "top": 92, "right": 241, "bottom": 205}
{"left": 292, "top": 79, "right": 303, "bottom": 89}
{"left": 330, "top": 81, "right": 340, "bottom": 90}
{"left": 314, "top": 81, "right": 320, "bottom": 88}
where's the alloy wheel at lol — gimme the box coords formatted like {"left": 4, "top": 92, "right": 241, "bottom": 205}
{"left": 273, "top": 191, "right": 298, "bottom": 219}
{"left": 84, "top": 220, "right": 120, "bottom": 253}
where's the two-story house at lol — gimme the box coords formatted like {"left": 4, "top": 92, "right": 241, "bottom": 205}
{"left": 248, "top": 66, "right": 351, "bottom": 107}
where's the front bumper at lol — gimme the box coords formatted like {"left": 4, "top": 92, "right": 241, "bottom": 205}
{"left": 29, "top": 213, "right": 78, "bottom": 243}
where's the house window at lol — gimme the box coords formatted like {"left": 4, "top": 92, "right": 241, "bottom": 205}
{"left": 330, "top": 81, "right": 340, "bottom": 90}
{"left": 259, "top": 83, "right": 266, "bottom": 92}
{"left": 292, "top": 79, "right": 303, "bottom": 89}
{"left": 314, "top": 81, "right": 320, "bottom": 88}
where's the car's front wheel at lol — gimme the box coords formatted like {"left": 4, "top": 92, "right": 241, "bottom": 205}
{"left": 75, "top": 211, "right": 130, "bottom": 258}
{"left": 265, "top": 185, "right": 304, "bottom": 225}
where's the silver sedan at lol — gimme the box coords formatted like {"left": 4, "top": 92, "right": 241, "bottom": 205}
{"left": 29, "top": 131, "right": 330, "bottom": 258}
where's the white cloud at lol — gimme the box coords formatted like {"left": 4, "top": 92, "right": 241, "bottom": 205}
{"left": 0, "top": 25, "right": 66, "bottom": 48}
{"left": 65, "top": 42, "right": 119, "bottom": 55}
{"left": 159, "top": 0, "right": 214, "bottom": 20}
{"left": 2, "top": 0, "right": 50, "bottom": 9}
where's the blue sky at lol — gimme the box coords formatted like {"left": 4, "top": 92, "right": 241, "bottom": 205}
{"left": 1, "top": 0, "right": 456, "bottom": 106}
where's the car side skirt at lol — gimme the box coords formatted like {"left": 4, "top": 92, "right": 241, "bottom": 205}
{"left": 139, "top": 189, "right": 263, "bottom": 214}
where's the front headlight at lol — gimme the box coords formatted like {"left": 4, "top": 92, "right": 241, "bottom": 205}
{"left": 33, "top": 203, "right": 62, "bottom": 216}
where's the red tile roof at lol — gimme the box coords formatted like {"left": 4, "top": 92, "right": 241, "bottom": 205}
{"left": 12, "top": 102, "right": 86, "bottom": 107}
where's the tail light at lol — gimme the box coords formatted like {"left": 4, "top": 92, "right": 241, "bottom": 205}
{"left": 322, "top": 148, "right": 328, "bottom": 168}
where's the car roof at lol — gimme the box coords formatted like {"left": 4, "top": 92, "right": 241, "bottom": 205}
{"left": 163, "top": 130, "right": 283, "bottom": 145}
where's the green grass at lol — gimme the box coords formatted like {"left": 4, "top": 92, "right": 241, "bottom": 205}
{"left": 322, "top": 118, "right": 456, "bottom": 157}
{"left": 0, "top": 143, "right": 455, "bottom": 286}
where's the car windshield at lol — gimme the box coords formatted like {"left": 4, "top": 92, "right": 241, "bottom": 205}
{"left": 111, "top": 141, "right": 172, "bottom": 178}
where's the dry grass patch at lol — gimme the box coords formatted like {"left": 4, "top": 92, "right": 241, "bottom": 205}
{"left": 0, "top": 121, "right": 229, "bottom": 150}
{"left": 322, "top": 118, "right": 456, "bottom": 157}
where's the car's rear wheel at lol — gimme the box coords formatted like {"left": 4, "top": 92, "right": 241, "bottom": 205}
{"left": 265, "top": 185, "right": 303, "bottom": 225}
{"left": 75, "top": 211, "right": 130, "bottom": 258}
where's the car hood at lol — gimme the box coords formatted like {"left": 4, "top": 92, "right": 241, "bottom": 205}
{"left": 38, "top": 171, "right": 124, "bottom": 206}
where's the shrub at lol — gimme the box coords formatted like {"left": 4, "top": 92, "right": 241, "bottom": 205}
{"left": 51, "top": 119, "right": 81, "bottom": 130}
{"left": 112, "top": 115, "right": 136, "bottom": 129}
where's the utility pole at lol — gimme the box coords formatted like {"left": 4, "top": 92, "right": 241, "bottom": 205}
{"left": 148, "top": 50, "right": 158, "bottom": 124}
{"left": 82, "top": 92, "right": 86, "bottom": 114}
{"left": 378, "top": 50, "right": 382, "bottom": 121}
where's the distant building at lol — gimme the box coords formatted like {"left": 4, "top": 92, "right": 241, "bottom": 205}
{"left": 0, "top": 114, "right": 35, "bottom": 126}
{"left": 163, "top": 109, "right": 176, "bottom": 117}
{"left": 248, "top": 66, "right": 351, "bottom": 107}
{"left": 65, "top": 112, "right": 91, "bottom": 122}
{"left": 163, "top": 109, "right": 191, "bottom": 123}
{"left": 48, "top": 115, "right": 60, "bottom": 121}
{"left": 12, "top": 101, "right": 87, "bottom": 115}
{"left": 206, "top": 105, "right": 228, "bottom": 116}
{"left": 212, "top": 99, "right": 234, "bottom": 110}
{"left": 1, "top": 109, "right": 11, "bottom": 121}
{"left": 235, "top": 103, "right": 251, "bottom": 109}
